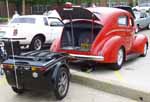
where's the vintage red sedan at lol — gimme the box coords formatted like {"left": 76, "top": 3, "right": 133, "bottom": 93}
{"left": 50, "top": 6, "right": 148, "bottom": 70}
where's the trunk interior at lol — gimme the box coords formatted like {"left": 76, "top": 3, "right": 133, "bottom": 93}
{"left": 61, "top": 21, "right": 102, "bottom": 51}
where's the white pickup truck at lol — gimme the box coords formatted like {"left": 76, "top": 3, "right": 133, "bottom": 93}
{"left": 0, "top": 15, "right": 63, "bottom": 50}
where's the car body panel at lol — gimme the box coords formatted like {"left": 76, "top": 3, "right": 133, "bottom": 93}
{"left": 50, "top": 7, "right": 148, "bottom": 64}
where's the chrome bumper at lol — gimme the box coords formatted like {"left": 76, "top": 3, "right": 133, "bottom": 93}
{"left": 69, "top": 54, "right": 104, "bottom": 61}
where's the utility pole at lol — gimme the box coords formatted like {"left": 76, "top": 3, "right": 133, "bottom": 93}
{"left": 6, "top": 0, "right": 9, "bottom": 21}
{"left": 22, "top": 0, "right": 25, "bottom": 15}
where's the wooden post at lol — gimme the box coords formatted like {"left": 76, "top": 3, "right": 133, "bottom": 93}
{"left": 116, "top": 0, "right": 120, "bottom": 5}
{"left": 128, "top": 0, "right": 133, "bottom": 6}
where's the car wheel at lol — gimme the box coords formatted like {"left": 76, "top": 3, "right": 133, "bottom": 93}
{"left": 54, "top": 67, "right": 70, "bottom": 100}
{"left": 30, "top": 36, "right": 43, "bottom": 50}
{"left": 12, "top": 87, "right": 24, "bottom": 94}
{"left": 110, "top": 48, "right": 124, "bottom": 70}
{"left": 141, "top": 43, "right": 148, "bottom": 57}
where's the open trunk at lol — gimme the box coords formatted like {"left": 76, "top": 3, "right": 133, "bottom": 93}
{"left": 61, "top": 21, "right": 102, "bottom": 51}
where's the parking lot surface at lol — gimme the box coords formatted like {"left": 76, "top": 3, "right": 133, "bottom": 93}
{"left": 0, "top": 76, "right": 136, "bottom": 102}
{"left": 70, "top": 29, "right": 150, "bottom": 90}
{"left": 0, "top": 24, "right": 150, "bottom": 101}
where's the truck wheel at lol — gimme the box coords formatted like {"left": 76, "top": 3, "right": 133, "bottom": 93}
{"left": 30, "top": 36, "right": 43, "bottom": 50}
{"left": 12, "top": 87, "right": 24, "bottom": 94}
{"left": 110, "top": 48, "right": 124, "bottom": 70}
{"left": 141, "top": 43, "right": 148, "bottom": 57}
{"left": 54, "top": 67, "right": 70, "bottom": 100}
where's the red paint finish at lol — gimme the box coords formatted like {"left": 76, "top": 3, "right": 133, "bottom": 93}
{"left": 50, "top": 7, "right": 148, "bottom": 64}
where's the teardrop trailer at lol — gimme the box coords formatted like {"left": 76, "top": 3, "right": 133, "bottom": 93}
{"left": 1, "top": 41, "right": 70, "bottom": 100}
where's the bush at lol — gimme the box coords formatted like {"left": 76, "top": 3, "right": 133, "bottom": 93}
{"left": 0, "top": 17, "right": 8, "bottom": 23}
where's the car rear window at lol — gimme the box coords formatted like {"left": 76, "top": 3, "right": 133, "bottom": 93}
{"left": 118, "top": 16, "right": 128, "bottom": 26}
{"left": 11, "top": 17, "right": 36, "bottom": 24}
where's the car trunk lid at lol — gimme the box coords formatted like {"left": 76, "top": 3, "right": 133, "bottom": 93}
{"left": 57, "top": 7, "right": 103, "bottom": 52}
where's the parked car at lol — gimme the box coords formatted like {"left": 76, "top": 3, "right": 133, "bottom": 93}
{"left": 0, "top": 15, "right": 63, "bottom": 50}
{"left": 134, "top": 11, "right": 150, "bottom": 32}
{"left": 50, "top": 6, "right": 148, "bottom": 70}
{"left": 132, "top": 3, "right": 150, "bottom": 12}
{"left": 2, "top": 50, "right": 70, "bottom": 100}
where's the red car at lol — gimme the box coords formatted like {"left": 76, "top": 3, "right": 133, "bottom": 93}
{"left": 50, "top": 6, "right": 148, "bottom": 70}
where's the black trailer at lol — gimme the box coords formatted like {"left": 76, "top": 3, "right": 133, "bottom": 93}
{"left": 2, "top": 50, "right": 70, "bottom": 100}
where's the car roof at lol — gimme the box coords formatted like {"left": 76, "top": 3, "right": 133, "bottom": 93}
{"left": 87, "top": 7, "right": 130, "bottom": 24}
{"left": 87, "top": 7, "right": 128, "bottom": 17}
{"left": 16, "top": 15, "right": 47, "bottom": 18}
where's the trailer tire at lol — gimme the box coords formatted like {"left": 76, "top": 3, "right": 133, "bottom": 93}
{"left": 54, "top": 67, "right": 70, "bottom": 100}
{"left": 12, "top": 87, "right": 24, "bottom": 94}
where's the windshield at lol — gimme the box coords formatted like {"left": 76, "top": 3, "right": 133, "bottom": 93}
{"left": 10, "top": 17, "right": 36, "bottom": 24}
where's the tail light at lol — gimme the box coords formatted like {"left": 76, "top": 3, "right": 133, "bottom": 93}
{"left": 13, "top": 29, "right": 18, "bottom": 36}
{"left": 3, "top": 64, "right": 14, "bottom": 69}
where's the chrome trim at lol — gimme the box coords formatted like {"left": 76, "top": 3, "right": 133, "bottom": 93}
{"left": 0, "top": 38, "right": 26, "bottom": 41}
{"left": 69, "top": 54, "right": 104, "bottom": 61}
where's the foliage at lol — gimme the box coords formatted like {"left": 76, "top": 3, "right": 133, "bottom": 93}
{"left": 0, "top": 17, "right": 8, "bottom": 23}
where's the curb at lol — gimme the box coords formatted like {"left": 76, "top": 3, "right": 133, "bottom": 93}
{"left": 70, "top": 69, "right": 150, "bottom": 102}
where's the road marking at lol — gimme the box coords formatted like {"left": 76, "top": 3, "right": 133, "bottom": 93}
{"left": 114, "top": 71, "right": 127, "bottom": 83}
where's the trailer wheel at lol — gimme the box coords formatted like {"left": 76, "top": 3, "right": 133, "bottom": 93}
{"left": 54, "top": 67, "right": 70, "bottom": 100}
{"left": 12, "top": 87, "right": 24, "bottom": 94}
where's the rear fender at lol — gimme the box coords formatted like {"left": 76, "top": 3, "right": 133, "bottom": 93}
{"left": 132, "top": 35, "right": 148, "bottom": 54}
{"left": 97, "top": 36, "right": 125, "bottom": 63}
{"left": 50, "top": 61, "right": 69, "bottom": 88}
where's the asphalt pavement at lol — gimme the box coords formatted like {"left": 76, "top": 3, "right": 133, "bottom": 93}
{"left": 0, "top": 76, "right": 136, "bottom": 102}
{"left": 70, "top": 29, "right": 150, "bottom": 90}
